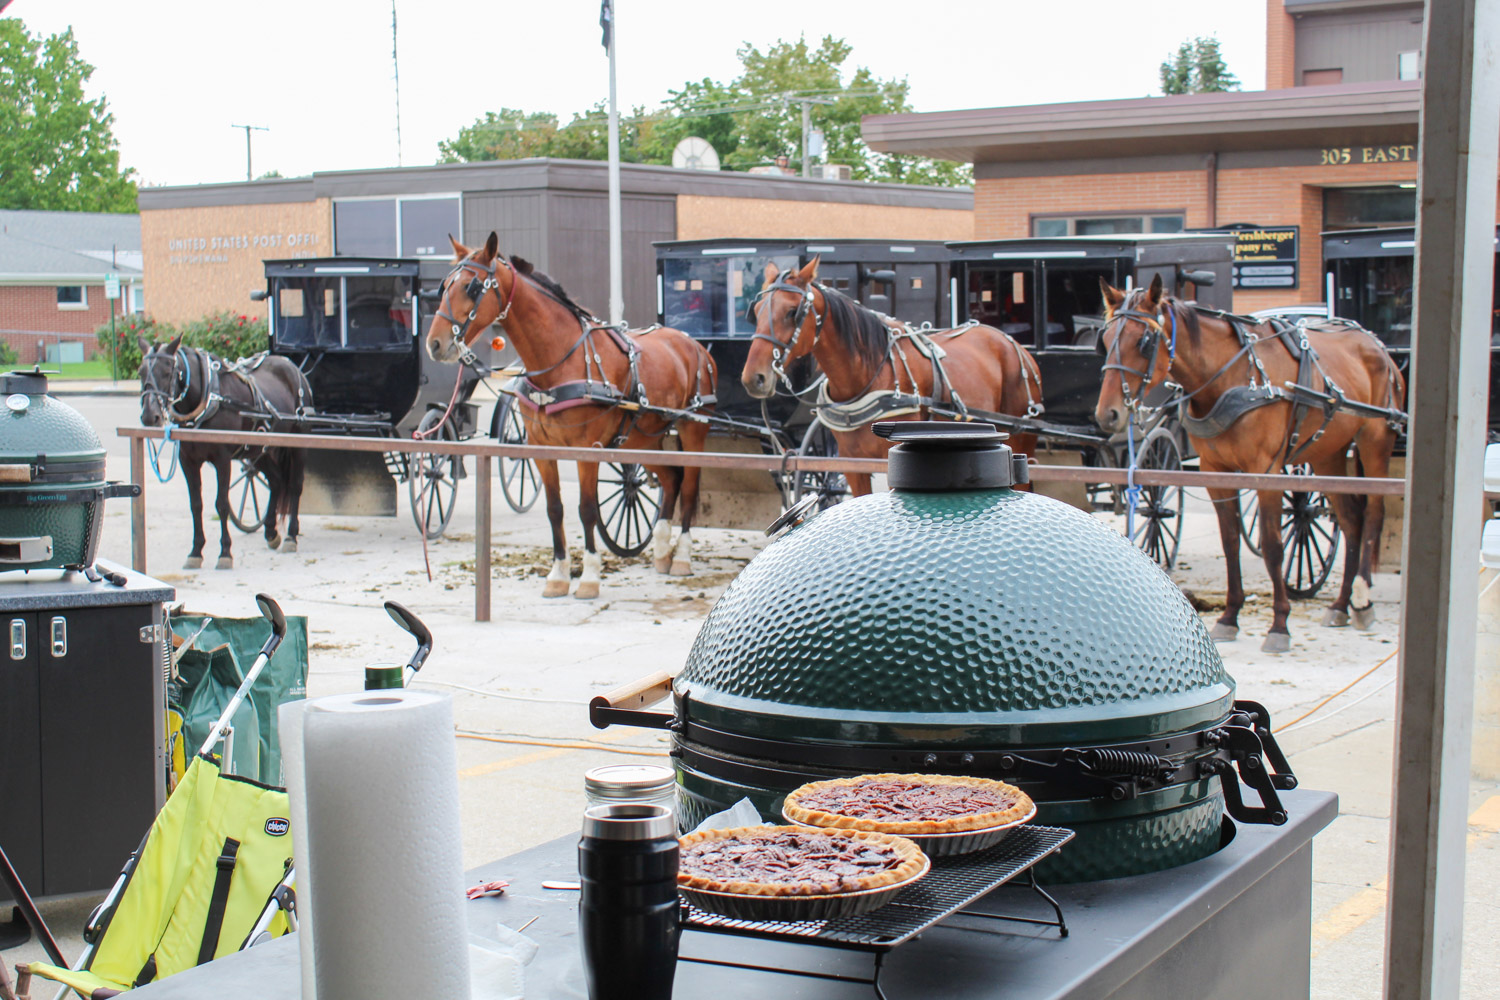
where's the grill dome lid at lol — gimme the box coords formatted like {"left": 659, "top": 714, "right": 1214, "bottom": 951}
{"left": 1, "top": 370, "right": 106, "bottom": 475}
{"left": 677, "top": 423, "right": 1232, "bottom": 746}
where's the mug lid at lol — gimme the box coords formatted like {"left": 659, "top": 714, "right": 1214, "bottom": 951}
{"left": 584, "top": 764, "right": 674, "bottom": 794}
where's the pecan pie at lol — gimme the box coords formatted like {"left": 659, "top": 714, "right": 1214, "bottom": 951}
{"left": 677, "top": 826, "right": 927, "bottom": 897}
{"left": 783, "top": 773, "right": 1035, "bottom": 835}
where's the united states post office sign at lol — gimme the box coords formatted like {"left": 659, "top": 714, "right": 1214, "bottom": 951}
{"left": 1230, "top": 227, "right": 1299, "bottom": 290}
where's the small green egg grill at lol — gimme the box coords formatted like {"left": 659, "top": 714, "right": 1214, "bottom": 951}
{"left": 0, "top": 370, "right": 139, "bottom": 573}
{"left": 593, "top": 422, "right": 1297, "bottom": 882}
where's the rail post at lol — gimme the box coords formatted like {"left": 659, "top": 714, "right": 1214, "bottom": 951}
{"left": 130, "top": 436, "right": 146, "bottom": 574}
{"left": 475, "top": 454, "right": 492, "bottom": 622}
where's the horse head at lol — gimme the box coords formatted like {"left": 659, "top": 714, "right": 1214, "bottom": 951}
{"left": 425, "top": 231, "right": 511, "bottom": 364}
{"left": 741, "top": 256, "right": 822, "bottom": 399}
{"left": 1094, "top": 273, "right": 1174, "bottom": 434}
{"left": 138, "top": 334, "right": 186, "bottom": 427}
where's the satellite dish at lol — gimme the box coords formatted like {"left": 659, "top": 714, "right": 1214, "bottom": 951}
{"left": 672, "top": 137, "right": 720, "bottom": 171}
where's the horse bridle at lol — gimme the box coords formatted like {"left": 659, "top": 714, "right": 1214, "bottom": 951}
{"left": 437, "top": 256, "right": 517, "bottom": 356}
{"left": 140, "top": 347, "right": 194, "bottom": 416}
{"left": 1098, "top": 299, "right": 1177, "bottom": 412}
{"left": 751, "top": 277, "right": 825, "bottom": 386}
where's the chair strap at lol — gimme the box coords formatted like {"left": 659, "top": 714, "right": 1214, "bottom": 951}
{"left": 133, "top": 953, "right": 157, "bottom": 987}
{"left": 196, "top": 838, "right": 241, "bottom": 966}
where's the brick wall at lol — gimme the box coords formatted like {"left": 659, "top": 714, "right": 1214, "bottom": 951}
{"left": 974, "top": 170, "right": 1212, "bottom": 238}
{"left": 0, "top": 284, "right": 125, "bottom": 362}
{"left": 676, "top": 195, "right": 973, "bottom": 241}
{"left": 1267, "top": 0, "right": 1297, "bottom": 90}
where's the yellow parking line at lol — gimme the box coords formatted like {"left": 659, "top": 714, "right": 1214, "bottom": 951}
{"left": 458, "top": 747, "right": 575, "bottom": 779}
{"left": 1311, "top": 794, "right": 1500, "bottom": 955}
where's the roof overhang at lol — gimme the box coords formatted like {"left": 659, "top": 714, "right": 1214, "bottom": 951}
{"left": 862, "top": 82, "right": 1420, "bottom": 165}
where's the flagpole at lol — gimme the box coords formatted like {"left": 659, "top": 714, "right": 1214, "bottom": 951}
{"left": 605, "top": 0, "right": 624, "bottom": 324}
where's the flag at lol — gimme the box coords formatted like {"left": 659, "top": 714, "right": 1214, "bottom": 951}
{"left": 600, "top": 0, "right": 612, "bottom": 50}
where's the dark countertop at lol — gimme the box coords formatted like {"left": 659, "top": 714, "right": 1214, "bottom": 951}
{"left": 0, "top": 559, "right": 174, "bottom": 610}
{"left": 131, "top": 789, "right": 1337, "bottom": 999}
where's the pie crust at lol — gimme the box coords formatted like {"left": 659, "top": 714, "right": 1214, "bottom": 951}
{"left": 677, "top": 825, "right": 927, "bottom": 897}
{"left": 782, "top": 773, "right": 1035, "bottom": 835}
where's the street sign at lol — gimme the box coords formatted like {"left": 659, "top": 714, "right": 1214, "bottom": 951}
{"left": 1228, "top": 227, "right": 1299, "bottom": 289}
{"left": 104, "top": 273, "right": 121, "bottom": 299}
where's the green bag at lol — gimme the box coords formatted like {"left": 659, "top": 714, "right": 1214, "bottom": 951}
{"left": 169, "top": 613, "right": 308, "bottom": 785}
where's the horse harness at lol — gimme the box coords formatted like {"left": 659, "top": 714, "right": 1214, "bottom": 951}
{"left": 1105, "top": 301, "right": 1403, "bottom": 466}
{"left": 442, "top": 256, "right": 714, "bottom": 444}
{"left": 142, "top": 345, "right": 305, "bottom": 431}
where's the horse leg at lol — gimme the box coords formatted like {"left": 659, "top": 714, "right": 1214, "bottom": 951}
{"left": 651, "top": 467, "right": 683, "bottom": 575}
{"left": 670, "top": 422, "right": 711, "bottom": 576}
{"left": 537, "top": 460, "right": 571, "bottom": 598}
{"left": 183, "top": 459, "right": 206, "bottom": 569}
{"left": 262, "top": 456, "right": 283, "bottom": 551}
{"left": 214, "top": 454, "right": 235, "bottom": 570}
{"left": 575, "top": 461, "right": 603, "bottom": 601}
{"left": 1207, "top": 486, "right": 1245, "bottom": 641}
{"left": 845, "top": 472, "right": 874, "bottom": 497}
{"left": 1258, "top": 488, "right": 1292, "bottom": 653}
{"left": 1313, "top": 452, "right": 1362, "bottom": 627}
{"left": 283, "top": 450, "right": 304, "bottom": 554}
{"left": 1351, "top": 432, "right": 1396, "bottom": 630}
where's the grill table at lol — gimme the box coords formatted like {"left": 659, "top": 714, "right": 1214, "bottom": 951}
{"left": 129, "top": 789, "right": 1335, "bottom": 999}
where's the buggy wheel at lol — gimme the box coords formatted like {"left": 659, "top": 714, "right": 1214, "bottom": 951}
{"left": 1127, "top": 427, "right": 1184, "bottom": 571}
{"left": 792, "top": 422, "right": 850, "bottom": 509}
{"left": 495, "top": 398, "right": 540, "bottom": 514}
{"left": 1239, "top": 489, "right": 1263, "bottom": 557}
{"left": 596, "top": 463, "right": 661, "bottom": 557}
{"left": 408, "top": 409, "right": 461, "bottom": 540}
{"left": 1280, "top": 489, "right": 1341, "bottom": 598}
{"left": 227, "top": 460, "right": 271, "bottom": 533}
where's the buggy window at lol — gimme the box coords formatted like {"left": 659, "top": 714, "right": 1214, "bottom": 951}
{"left": 662, "top": 254, "right": 798, "bottom": 337}
{"left": 344, "top": 276, "right": 413, "bottom": 348}
{"left": 273, "top": 279, "right": 342, "bottom": 348}
{"left": 1043, "top": 264, "right": 1116, "bottom": 348}
{"left": 967, "top": 267, "right": 1035, "bottom": 345}
{"left": 1334, "top": 256, "right": 1413, "bottom": 347}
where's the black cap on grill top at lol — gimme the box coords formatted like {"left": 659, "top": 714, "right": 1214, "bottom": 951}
{"left": 873, "top": 421, "right": 1029, "bottom": 491}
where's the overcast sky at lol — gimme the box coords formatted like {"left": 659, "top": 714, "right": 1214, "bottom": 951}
{"left": 11, "top": 1, "right": 1265, "bottom": 189}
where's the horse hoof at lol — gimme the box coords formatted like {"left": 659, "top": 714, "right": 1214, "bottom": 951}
{"left": 542, "top": 580, "right": 570, "bottom": 599}
{"left": 267, "top": 533, "right": 281, "bottom": 551}
{"left": 574, "top": 582, "right": 600, "bottom": 600}
{"left": 1261, "top": 632, "right": 1292, "bottom": 654}
{"left": 1322, "top": 608, "right": 1350, "bottom": 628}
{"left": 670, "top": 561, "right": 692, "bottom": 577}
{"left": 282, "top": 539, "right": 298, "bottom": 554}
{"left": 653, "top": 557, "right": 672, "bottom": 575}
{"left": 216, "top": 557, "right": 234, "bottom": 571}
{"left": 1352, "top": 604, "right": 1376, "bottom": 631}
{"left": 1209, "top": 622, "right": 1239, "bottom": 642}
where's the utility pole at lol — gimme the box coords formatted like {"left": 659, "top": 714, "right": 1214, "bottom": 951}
{"left": 602, "top": 0, "right": 623, "bottom": 324}
{"left": 231, "top": 124, "right": 269, "bottom": 181}
{"left": 789, "top": 96, "right": 836, "bottom": 177}
{"left": 392, "top": 0, "right": 403, "bottom": 166}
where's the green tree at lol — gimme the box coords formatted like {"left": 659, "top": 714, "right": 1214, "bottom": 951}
{"left": 437, "top": 36, "right": 969, "bottom": 187}
{"left": 0, "top": 20, "right": 137, "bottom": 212}
{"left": 1159, "top": 36, "right": 1240, "bottom": 95}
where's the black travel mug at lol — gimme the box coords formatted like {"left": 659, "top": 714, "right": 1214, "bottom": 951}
{"left": 578, "top": 803, "right": 680, "bottom": 1000}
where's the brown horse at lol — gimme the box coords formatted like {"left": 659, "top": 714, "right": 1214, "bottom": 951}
{"left": 425, "top": 233, "right": 716, "bottom": 599}
{"left": 139, "top": 336, "right": 310, "bottom": 569}
{"left": 740, "top": 258, "right": 1041, "bottom": 496}
{"left": 1094, "top": 274, "right": 1404, "bottom": 652}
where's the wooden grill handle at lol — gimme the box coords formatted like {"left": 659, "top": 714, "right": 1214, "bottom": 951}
{"left": 0, "top": 465, "right": 32, "bottom": 483}
{"left": 592, "top": 670, "right": 676, "bottom": 711}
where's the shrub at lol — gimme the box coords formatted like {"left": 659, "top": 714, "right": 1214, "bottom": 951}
{"left": 95, "top": 315, "right": 176, "bottom": 374}
{"left": 0, "top": 341, "right": 17, "bottom": 367}
{"left": 178, "top": 311, "right": 269, "bottom": 362}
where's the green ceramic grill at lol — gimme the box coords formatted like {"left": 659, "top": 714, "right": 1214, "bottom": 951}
{"left": 0, "top": 370, "right": 139, "bottom": 572}
{"left": 593, "top": 422, "right": 1297, "bottom": 882}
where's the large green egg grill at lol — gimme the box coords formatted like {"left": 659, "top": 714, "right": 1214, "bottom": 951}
{"left": 0, "top": 370, "right": 138, "bottom": 572}
{"left": 664, "top": 422, "right": 1281, "bottom": 883}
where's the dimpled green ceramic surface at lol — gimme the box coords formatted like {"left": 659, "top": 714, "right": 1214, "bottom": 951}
{"left": 1, "top": 387, "right": 108, "bottom": 567}
{"left": 678, "top": 487, "right": 1234, "bottom": 746}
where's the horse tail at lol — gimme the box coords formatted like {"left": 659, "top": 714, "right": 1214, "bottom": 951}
{"left": 274, "top": 446, "right": 303, "bottom": 518}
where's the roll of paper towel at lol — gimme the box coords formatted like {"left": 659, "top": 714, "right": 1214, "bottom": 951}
{"left": 281, "top": 690, "right": 471, "bottom": 999}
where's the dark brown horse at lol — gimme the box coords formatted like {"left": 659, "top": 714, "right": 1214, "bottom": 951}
{"left": 740, "top": 258, "right": 1041, "bottom": 495}
{"left": 139, "top": 336, "right": 310, "bottom": 569}
{"left": 425, "top": 233, "right": 716, "bottom": 599}
{"left": 1094, "top": 275, "right": 1404, "bottom": 652}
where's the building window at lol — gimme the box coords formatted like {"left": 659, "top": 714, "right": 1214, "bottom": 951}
{"left": 129, "top": 285, "right": 145, "bottom": 314}
{"left": 1324, "top": 186, "right": 1417, "bottom": 230}
{"left": 334, "top": 195, "right": 462, "bottom": 258}
{"left": 56, "top": 285, "right": 87, "bottom": 310}
{"left": 1302, "top": 68, "right": 1343, "bottom": 86}
{"left": 1031, "top": 213, "right": 1185, "bottom": 238}
{"left": 1397, "top": 51, "right": 1420, "bottom": 80}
